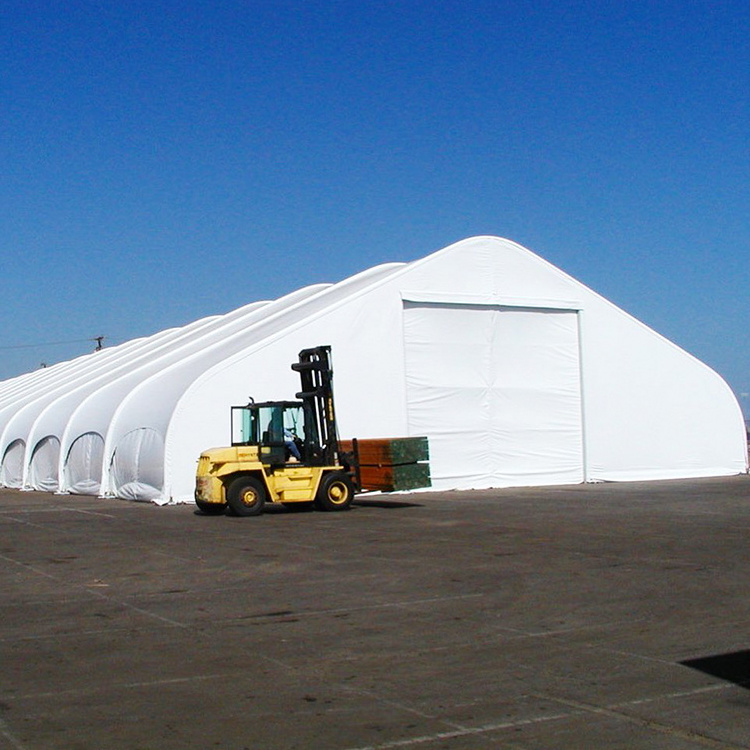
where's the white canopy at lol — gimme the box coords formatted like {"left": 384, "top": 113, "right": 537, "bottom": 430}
{"left": 1, "top": 237, "right": 746, "bottom": 502}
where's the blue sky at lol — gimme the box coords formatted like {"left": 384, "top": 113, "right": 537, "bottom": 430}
{"left": 1, "top": 0, "right": 748, "bottom": 413}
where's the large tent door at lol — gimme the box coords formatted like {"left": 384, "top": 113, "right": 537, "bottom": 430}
{"left": 403, "top": 302, "right": 584, "bottom": 489}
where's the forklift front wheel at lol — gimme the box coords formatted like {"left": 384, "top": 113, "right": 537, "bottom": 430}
{"left": 227, "top": 476, "right": 266, "bottom": 517}
{"left": 315, "top": 472, "right": 354, "bottom": 512}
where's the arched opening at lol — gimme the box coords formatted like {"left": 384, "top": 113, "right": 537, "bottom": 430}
{"left": 29, "top": 436, "right": 61, "bottom": 492}
{"left": 109, "top": 428, "right": 165, "bottom": 501}
{"left": 64, "top": 433, "right": 105, "bottom": 495}
{"left": 1, "top": 440, "right": 26, "bottom": 488}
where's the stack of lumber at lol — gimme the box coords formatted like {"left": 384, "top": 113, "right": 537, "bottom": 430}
{"left": 339, "top": 437, "right": 430, "bottom": 492}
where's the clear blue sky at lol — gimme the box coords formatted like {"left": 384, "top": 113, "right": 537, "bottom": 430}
{"left": 1, "top": 0, "right": 748, "bottom": 413}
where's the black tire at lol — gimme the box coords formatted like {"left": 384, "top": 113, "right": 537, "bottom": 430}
{"left": 282, "top": 501, "right": 314, "bottom": 513}
{"left": 315, "top": 472, "right": 354, "bottom": 512}
{"left": 226, "top": 476, "right": 266, "bottom": 517}
{"left": 194, "top": 498, "right": 226, "bottom": 515}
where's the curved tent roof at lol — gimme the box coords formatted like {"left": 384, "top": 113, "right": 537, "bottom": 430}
{"left": 1, "top": 236, "right": 746, "bottom": 502}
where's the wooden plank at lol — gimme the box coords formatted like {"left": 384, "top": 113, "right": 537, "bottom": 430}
{"left": 339, "top": 437, "right": 429, "bottom": 466}
{"left": 357, "top": 463, "right": 431, "bottom": 492}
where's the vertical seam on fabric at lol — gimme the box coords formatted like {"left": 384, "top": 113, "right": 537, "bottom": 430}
{"left": 577, "top": 310, "right": 589, "bottom": 482}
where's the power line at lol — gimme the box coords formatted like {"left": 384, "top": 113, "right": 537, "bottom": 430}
{"left": 0, "top": 337, "right": 105, "bottom": 351}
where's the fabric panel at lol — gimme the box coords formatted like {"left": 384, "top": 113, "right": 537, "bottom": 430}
{"left": 1, "top": 439, "right": 25, "bottom": 488}
{"left": 403, "top": 303, "right": 584, "bottom": 489}
{"left": 110, "top": 428, "right": 165, "bottom": 501}
{"left": 65, "top": 432, "right": 104, "bottom": 495}
{"left": 29, "top": 436, "right": 61, "bottom": 492}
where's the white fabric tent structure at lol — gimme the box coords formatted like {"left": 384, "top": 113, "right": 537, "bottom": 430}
{"left": 1, "top": 236, "right": 746, "bottom": 503}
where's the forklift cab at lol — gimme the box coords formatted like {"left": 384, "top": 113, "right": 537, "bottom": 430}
{"left": 231, "top": 400, "right": 320, "bottom": 466}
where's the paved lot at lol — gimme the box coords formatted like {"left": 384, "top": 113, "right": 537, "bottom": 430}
{"left": 1, "top": 476, "right": 750, "bottom": 749}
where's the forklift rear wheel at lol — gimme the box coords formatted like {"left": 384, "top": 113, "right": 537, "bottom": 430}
{"left": 227, "top": 476, "right": 266, "bottom": 517}
{"left": 315, "top": 472, "right": 354, "bottom": 512}
{"left": 194, "top": 498, "right": 226, "bottom": 515}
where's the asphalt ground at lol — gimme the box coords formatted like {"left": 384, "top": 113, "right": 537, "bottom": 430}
{"left": 1, "top": 476, "right": 750, "bottom": 749}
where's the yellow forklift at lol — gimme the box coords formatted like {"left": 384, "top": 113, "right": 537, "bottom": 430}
{"left": 194, "top": 346, "right": 356, "bottom": 516}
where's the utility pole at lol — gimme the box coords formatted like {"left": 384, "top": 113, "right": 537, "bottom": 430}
{"left": 93, "top": 336, "right": 105, "bottom": 351}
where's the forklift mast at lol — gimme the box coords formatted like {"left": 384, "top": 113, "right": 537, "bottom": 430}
{"left": 292, "top": 346, "right": 339, "bottom": 466}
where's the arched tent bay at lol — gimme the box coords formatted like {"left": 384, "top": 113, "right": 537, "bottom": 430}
{"left": 0, "top": 319, "right": 218, "bottom": 493}
{"left": 23, "top": 315, "right": 223, "bottom": 495}
{"left": 56, "top": 302, "right": 270, "bottom": 495}
{"left": 0, "top": 331, "right": 175, "bottom": 484}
